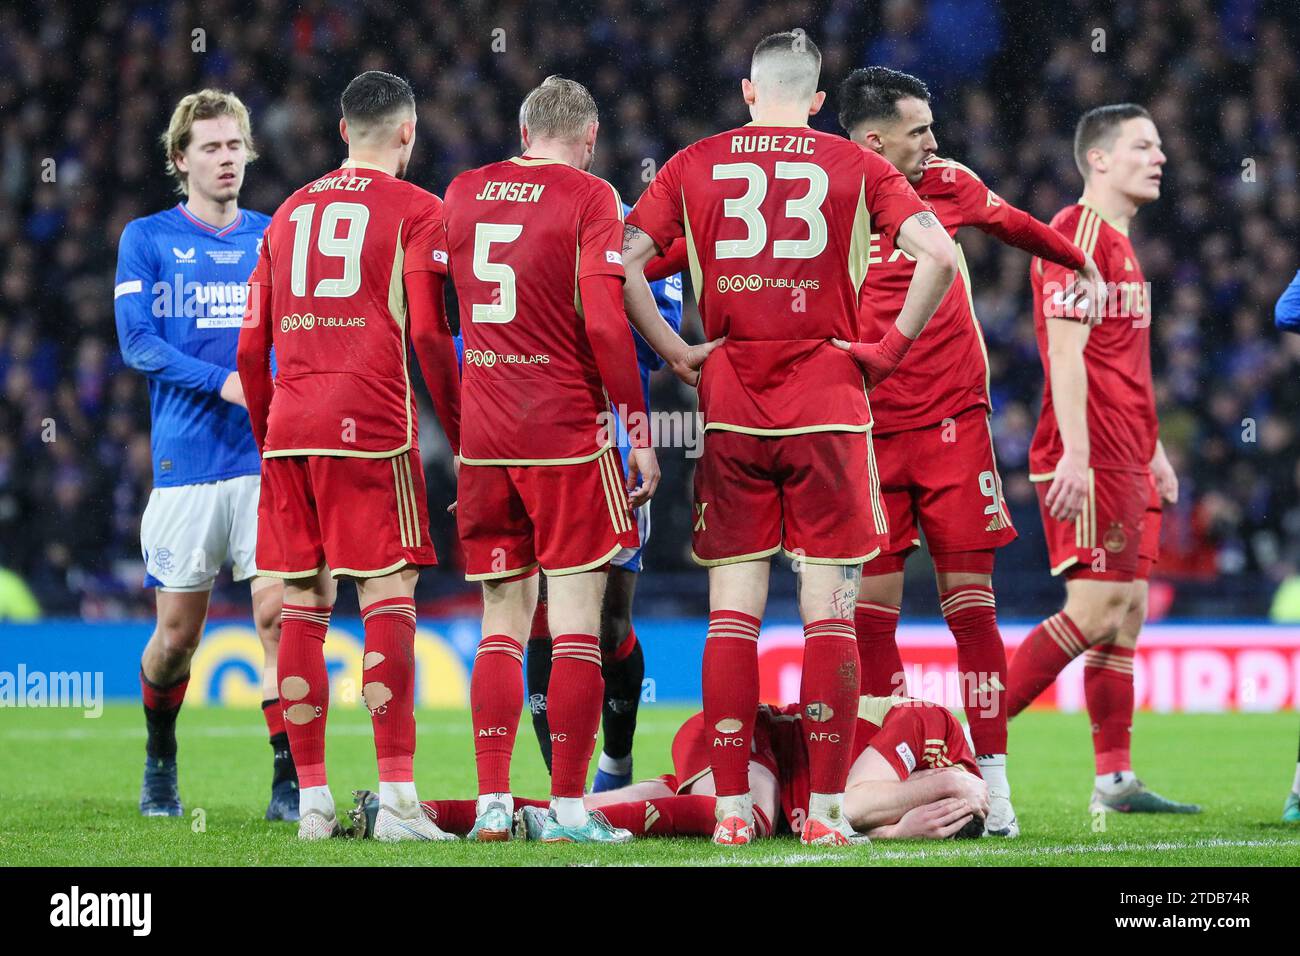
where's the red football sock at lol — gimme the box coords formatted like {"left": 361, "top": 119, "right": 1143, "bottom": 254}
{"left": 420, "top": 796, "right": 548, "bottom": 835}
{"left": 801, "top": 618, "right": 860, "bottom": 795}
{"left": 261, "top": 697, "right": 286, "bottom": 739}
{"left": 854, "top": 600, "right": 904, "bottom": 695}
{"left": 940, "top": 585, "right": 1008, "bottom": 754}
{"left": 548, "top": 633, "right": 604, "bottom": 799}
{"left": 140, "top": 671, "right": 189, "bottom": 711}
{"left": 277, "top": 604, "right": 333, "bottom": 788}
{"left": 1006, "top": 612, "right": 1089, "bottom": 718}
{"left": 606, "top": 625, "right": 638, "bottom": 665}
{"left": 702, "top": 610, "right": 762, "bottom": 797}
{"left": 470, "top": 633, "right": 524, "bottom": 794}
{"left": 140, "top": 670, "right": 190, "bottom": 760}
{"left": 596, "top": 794, "right": 720, "bottom": 837}
{"left": 1084, "top": 644, "right": 1135, "bottom": 775}
{"left": 361, "top": 598, "right": 418, "bottom": 782}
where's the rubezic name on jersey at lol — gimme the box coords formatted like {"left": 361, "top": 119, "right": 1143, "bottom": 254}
{"left": 728, "top": 132, "right": 817, "bottom": 154}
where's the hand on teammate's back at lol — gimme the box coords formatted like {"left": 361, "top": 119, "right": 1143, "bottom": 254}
{"left": 626, "top": 446, "right": 660, "bottom": 508}
{"left": 670, "top": 337, "right": 724, "bottom": 386}
{"left": 1074, "top": 253, "right": 1107, "bottom": 326}
{"left": 830, "top": 325, "right": 914, "bottom": 389}
{"left": 220, "top": 371, "right": 247, "bottom": 409}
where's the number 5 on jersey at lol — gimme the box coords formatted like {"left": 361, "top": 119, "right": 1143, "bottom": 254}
{"left": 472, "top": 222, "right": 522, "bottom": 323}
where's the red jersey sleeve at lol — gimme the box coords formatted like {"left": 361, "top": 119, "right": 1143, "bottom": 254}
{"left": 626, "top": 152, "right": 685, "bottom": 253}
{"left": 578, "top": 178, "right": 627, "bottom": 281}
{"left": 860, "top": 147, "right": 929, "bottom": 243}
{"left": 644, "top": 236, "right": 688, "bottom": 282}
{"left": 946, "top": 164, "right": 1086, "bottom": 270}
{"left": 1036, "top": 223, "right": 1094, "bottom": 324}
{"left": 402, "top": 189, "right": 450, "bottom": 276}
{"left": 236, "top": 239, "right": 274, "bottom": 450}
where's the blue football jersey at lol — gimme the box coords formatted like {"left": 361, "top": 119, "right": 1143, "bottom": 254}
{"left": 623, "top": 202, "right": 683, "bottom": 405}
{"left": 1276, "top": 269, "right": 1300, "bottom": 334}
{"left": 114, "top": 204, "right": 269, "bottom": 487}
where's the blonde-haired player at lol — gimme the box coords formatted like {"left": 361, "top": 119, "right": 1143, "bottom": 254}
{"left": 115, "top": 90, "right": 293, "bottom": 820}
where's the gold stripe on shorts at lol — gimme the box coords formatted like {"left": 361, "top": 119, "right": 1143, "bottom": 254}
{"left": 392, "top": 457, "right": 411, "bottom": 548}
{"left": 597, "top": 448, "right": 630, "bottom": 535}
{"left": 401, "top": 453, "right": 421, "bottom": 548}
{"left": 865, "top": 433, "right": 887, "bottom": 534}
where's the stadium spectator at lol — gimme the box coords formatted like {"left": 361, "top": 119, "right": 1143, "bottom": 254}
{"left": 1, "top": 0, "right": 1297, "bottom": 619}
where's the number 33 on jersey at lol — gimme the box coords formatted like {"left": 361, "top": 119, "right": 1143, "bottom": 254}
{"left": 627, "top": 126, "right": 928, "bottom": 438}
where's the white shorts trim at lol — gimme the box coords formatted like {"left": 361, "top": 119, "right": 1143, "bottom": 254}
{"left": 610, "top": 501, "right": 651, "bottom": 572}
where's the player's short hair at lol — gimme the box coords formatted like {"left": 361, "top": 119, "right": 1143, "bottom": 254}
{"left": 837, "top": 66, "right": 931, "bottom": 133}
{"left": 1073, "top": 103, "right": 1153, "bottom": 177}
{"left": 750, "top": 30, "right": 822, "bottom": 102}
{"left": 160, "top": 89, "right": 258, "bottom": 195}
{"left": 518, "top": 75, "right": 599, "bottom": 142}
{"left": 340, "top": 70, "right": 417, "bottom": 131}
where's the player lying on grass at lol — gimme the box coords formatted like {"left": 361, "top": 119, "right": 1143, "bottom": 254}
{"left": 347, "top": 695, "right": 989, "bottom": 841}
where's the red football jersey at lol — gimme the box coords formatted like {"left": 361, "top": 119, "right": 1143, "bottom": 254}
{"left": 1029, "top": 204, "right": 1156, "bottom": 475}
{"left": 862, "top": 157, "right": 1085, "bottom": 433}
{"left": 442, "top": 157, "right": 626, "bottom": 464}
{"left": 628, "top": 125, "right": 927, "bottom": 434}
{"left": 253, "top": 160, "right": 446, "bottom": 458}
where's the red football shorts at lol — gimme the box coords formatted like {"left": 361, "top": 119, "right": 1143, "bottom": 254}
{"left": 691, "top": 428, "right": 886, "bottom": 566}
{"left": 257, "top": 449, "right": 436, "bottom": 579}
{"left": 1137, "top": 473, "right": 1162, "bottom": 580}
{"left": 870, "top": 405, "right": 1017, "bottom": 564}
{"left": 866, "top": 699, "right": 980, "bottom": 781}
{"left": 457, "top": 446, "right": 637, "bottom": 580}
{"left": 1034, "top": 466, "right": 1148, "bottom": 582}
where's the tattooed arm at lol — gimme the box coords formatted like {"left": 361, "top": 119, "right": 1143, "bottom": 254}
{"left": 622, "top": 223, "right": 720, "bottom": 386}
{"left": 832, "top": 210, "right": 956, "bottom": 387}
{"left": 889, "top": 210, "right": 958, "bottom": 339}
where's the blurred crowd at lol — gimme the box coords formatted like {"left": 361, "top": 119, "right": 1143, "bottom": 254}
{"left": 1, "top": 0, "right": 1298, "bottom": 618}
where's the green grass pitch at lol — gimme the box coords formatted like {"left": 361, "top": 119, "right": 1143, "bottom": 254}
{"left": 2, "top": 703, "right": 1298, "bottom": 866}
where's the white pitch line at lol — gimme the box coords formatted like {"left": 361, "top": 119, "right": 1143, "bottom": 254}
{"left": 0, "top": 713, "right": 688, "bottom": 742}
{"left": 711, "top": 837, "right": 1300, "bottom": 866}
{"left": 1, "top": 723, "right": 439, "bottom": 742}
